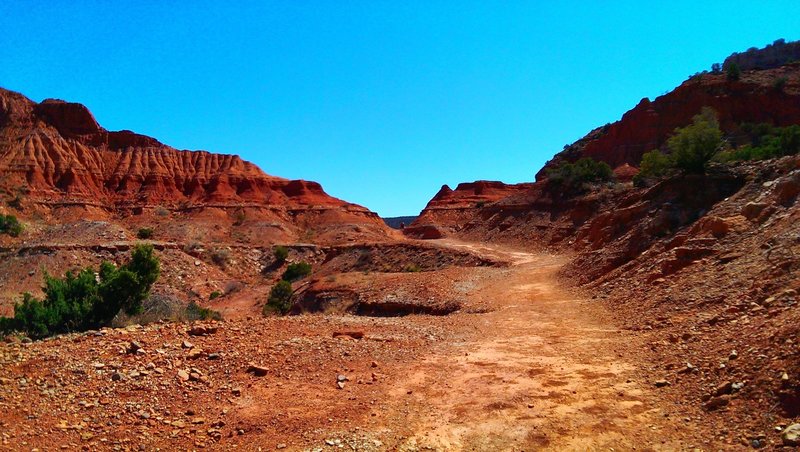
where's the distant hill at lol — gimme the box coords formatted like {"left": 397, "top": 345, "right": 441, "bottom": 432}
{"left": 382, "top": 216, "right": 417, "bottom": 229}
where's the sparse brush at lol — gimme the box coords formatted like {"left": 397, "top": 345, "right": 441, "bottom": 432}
{"left": 264, "top": 280, "right": 293, "bottom": 315}
{"left": 185, "top": 301, "right": 223, "bottom": 321}
{"left": 211, "top": 248, "right": 230, "bottom": 267}
{"left": 137, "top": 227, "right": 154, "bottom": 239}
{"left": 0, "top": 214, "right": 23, "bottom": 237}
{"left": 184, "top": 241, "right": 204, "bottom": 255}
{"left": 224, "top": 281, "right": 244, "bottom": 295}
{"left": 8, "top": 193, "right": 23, "bottom": 210}
{"left": 282, "top": 262, "right": 312, "bottom": 281}
{"left": 232, "top": 209, "right": 246, "bottom": 226}
{"left": 273, "top": 245, "right": 289, "bottom": 264}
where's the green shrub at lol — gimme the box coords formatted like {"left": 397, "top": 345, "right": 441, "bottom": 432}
{"left": 273, "top": 245, "right": 289, "bottom": 264}
{"left": 716, "top": 124, "right": 800, "bottom": 162}
{"left": 209, "top": 291, "right": 222, "bottom": 300}
{"left": 282, "top": 262, "right": 312, "bottom": 281}
{"left": 264, "top": 280, "right": 293, "bottom": 315}
{"left": 186, "top": 301, "right": 222, "bottom": 321}
{"left": 633, "top": 150, "right": 674, "bottom": 186}
{"left": 0, "top": 244, "right": 160, "bottom": 339}
{"left": 403, "top": 263, "right": 422, "bottom": 273}
{"left": 774, "top": 77, "right": 788, "bottom": 91}
{"left": 726, "top": 63, "right": 741, "bottom": 81}
{"left": 136, "top": 227, "right": 154, "bottom": 239}
{"left": 546, "top": 157, "right": 614, "bottom": 194}
{"left": 779, "top": 125, "right": 800, "bottom": 156}
{"left": 0, "top": 214, "right": 23, "bottom": 237}
{"left": 667, "top": 107, "right": 723, "bottom": 174}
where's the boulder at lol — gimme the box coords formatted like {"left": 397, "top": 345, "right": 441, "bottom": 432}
{"left": 741, "top": 202, "right": 768, "bottom": 220}
{"left": 246, "top": 364, "right": 268, "bottom": 377}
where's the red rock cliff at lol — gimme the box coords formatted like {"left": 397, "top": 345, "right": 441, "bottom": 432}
{"left": 0, "top": 87, "right": 367, "bottom": 212}
{"left": 537, "top": 64, "right": 800, "bottom": 179}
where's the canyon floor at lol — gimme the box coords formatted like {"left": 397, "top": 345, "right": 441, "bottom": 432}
{"left": 0, "top": 238, "right": 721, "bottom": 451}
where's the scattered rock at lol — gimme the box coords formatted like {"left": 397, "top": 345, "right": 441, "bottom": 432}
{"left": 714, "top": 381, "right": 733, "bottom": 396}
{"left": 704, "top": 395, "right": 731, "bottom": 411}
{"left": 127, "top": 341, "right": 142, "bottom": 354}
{"left": 246, "top": 364, "right": 268, "bottom": 377}
{"left": 177, "top": 370, "right": 190, "bottom": 382}
{"left": 742, "top": 202, "right": 768, "bottom": 220}
{"left": 182, "top": 340, "right": 194, "bottom": 349}
{"left": 654, "top": 379, "right": 670, "bottom": 388}
{"left": 332, "top": 331, "right": 364, "bottom": 340}
{"left": 188, "top": 325, "right": 218, "bottom": 336}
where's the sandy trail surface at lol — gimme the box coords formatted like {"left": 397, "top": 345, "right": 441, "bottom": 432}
{"left": 374, "top": 239, "right": 690, "bottom": 451}
{"left": 0, "top": 239, "right": 699, "bottom": 451}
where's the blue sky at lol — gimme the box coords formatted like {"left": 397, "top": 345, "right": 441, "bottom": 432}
{"left": 1, "top": 1, "right": 799, "bottom": 216}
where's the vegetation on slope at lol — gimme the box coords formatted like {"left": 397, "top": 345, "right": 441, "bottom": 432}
{"left": 0, "top": 214, "right": 23, "bottom": 237}
{"left": 0, "top": 244, "right": 160, "bottom": 339}
{"left": 716, "top": 123, "right": 800, "bottom": 162}
{"left": 545, "top": 157, "right": 615, "bottom": 194}
{"left": 634, "top": 108, "right": 724, "bottom": 184}
{"left": 264, "top": 260, "right": 313, "bottom": 315}
{"left": 635, "top": 107, "right": 800, "bottom": 186}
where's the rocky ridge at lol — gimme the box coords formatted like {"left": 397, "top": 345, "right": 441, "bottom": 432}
{"left": 536, "top": 62, "right": 800, "bottom": 179}
{"left": 0, "top": 88, "right": 375, "bottom": 214}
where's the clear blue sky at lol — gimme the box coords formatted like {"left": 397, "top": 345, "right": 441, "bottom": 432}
{"left": 1, "top": 1, "right": 798, "bottom": 216}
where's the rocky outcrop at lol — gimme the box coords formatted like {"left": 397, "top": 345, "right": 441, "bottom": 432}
{"left": 536, "top": 63, "right": 800, "bottom": 179}
{"left": 404, "top": 181, "right": 533, "bottom": 239}
{"left": 424, "top": 181, "right": 535, "bottom": 209}
{"left": 0, "top": 87, "right": 392, "bottom": 248}
{"left": 0, "top": 87, "right": 378, "bottom": 216}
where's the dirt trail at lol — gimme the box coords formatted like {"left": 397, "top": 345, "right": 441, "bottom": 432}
{"left": 380, "top": 239, "right": 692, "bottom": 451}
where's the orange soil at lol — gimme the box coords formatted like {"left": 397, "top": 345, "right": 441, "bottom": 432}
{"left": 0, "top": 239, "right": 711, "bottom": 451}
